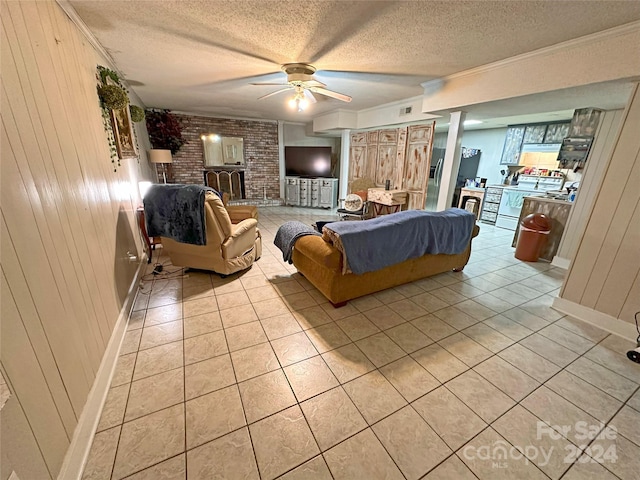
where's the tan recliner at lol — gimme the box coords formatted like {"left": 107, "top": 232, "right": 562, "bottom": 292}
{"left": 221, "top": 192, "right": 259, "bottom": 224}
{"left": 161, "top": 192, "right": 262, "bottom": 275}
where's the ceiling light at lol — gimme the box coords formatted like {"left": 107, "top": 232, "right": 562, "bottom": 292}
{"left": 288, "top": 90, "right": 308, "bottom": 112}
{"left": 464, "top": 120, "right": 483, "bottom": 125}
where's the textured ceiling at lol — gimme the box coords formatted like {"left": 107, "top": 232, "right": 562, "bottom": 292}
{"left": 69, "top": 0, "right": 640, "bottom": 122}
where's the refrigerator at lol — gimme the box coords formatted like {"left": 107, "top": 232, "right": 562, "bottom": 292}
{"left": 425, "top": 148, "right": 481, "bottom": 211}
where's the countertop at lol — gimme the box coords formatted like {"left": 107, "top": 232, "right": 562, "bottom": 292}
{"left": 523, "top": 195, "right": 572, "bottom": 205}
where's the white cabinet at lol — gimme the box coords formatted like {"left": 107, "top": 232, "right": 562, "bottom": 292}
{"left": 299, "top": 179, "right": 309, "bottom": 206}
{"left": 285, "top": 177, "right": 299, "bottom": 205}
{"left": 319, "top": 178, "right": 338, "bottom": 208}
{"left": 285, "top": 176, "right": 337, "bottom": 208}
{"left": 310, "top": 179, "right": 320, "bottom": 207}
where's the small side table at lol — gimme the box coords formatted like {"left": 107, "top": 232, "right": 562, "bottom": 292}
{"left": 136, "top": 207, "right": 161, "bottom": 263}
{"left": 367, "top": 188, "right": 408, "bottom": 217}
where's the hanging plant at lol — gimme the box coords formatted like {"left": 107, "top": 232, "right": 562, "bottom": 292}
{"left": 145, "top": 109, "right": 185, "bottom": 155}
{"left": 129, "top": 105, "right": 145, "bottom": 122}
{"left": 96, "top": 64, "right": 140, "bottom": 170}
{"left": 97, "top": 84, "right": 129, "bottom": 109}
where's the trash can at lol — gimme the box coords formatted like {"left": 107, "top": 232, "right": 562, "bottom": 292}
{"left": 515, "top": 213, "right": 551, "bottom": 262}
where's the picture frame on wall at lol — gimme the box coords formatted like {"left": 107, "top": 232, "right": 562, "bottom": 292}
{"left": 110, "top": 105, "right": 138, "bottom": 159}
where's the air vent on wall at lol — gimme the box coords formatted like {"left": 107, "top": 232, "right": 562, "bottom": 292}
{"left": 399, "top": 106, "right": 412, "bottom": 116}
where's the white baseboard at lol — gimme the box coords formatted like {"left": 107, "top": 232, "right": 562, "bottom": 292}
{"left": 57, "top": 260, "right": 146, "bottom": 480}
{"left": 551, "top": 256, "right": 571, "bottom": 269}
{"left": 552, "top": 297, "right": 637, "bottom": 341}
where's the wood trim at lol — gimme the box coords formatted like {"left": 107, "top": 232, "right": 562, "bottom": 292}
{"left": 552, "top": 297, "right": 638, "bottom": 341}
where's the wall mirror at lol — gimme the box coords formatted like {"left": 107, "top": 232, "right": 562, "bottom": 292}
{"left": 201, "top": 134, "right": 244, "bottom": 166}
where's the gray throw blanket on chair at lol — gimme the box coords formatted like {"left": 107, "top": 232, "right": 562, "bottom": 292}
{"left": 274, "top": 221, "right": 321, "bottom": 263}
{"left": 144, "top": 184, "right": 218, "bottom": 246}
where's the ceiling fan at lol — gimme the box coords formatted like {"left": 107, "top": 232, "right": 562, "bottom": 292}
{"left": 251, "top": 63, "right": 352, "bottom": 109}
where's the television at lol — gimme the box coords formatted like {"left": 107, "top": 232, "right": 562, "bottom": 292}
{"left": 285, "top": 146, "right": 333, "bottom": 178}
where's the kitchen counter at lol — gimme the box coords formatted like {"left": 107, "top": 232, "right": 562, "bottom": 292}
{"left": 512, "top": 196, "right": 573, "bottom": 261}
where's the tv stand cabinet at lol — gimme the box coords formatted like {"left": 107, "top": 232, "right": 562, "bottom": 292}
{"left": 285, "top": 176, "right": 338, "bottom": 209}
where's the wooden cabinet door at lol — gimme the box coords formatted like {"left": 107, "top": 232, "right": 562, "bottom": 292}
{"left": 500, "top": 126, "right": 525, "bottom": 164}
{"left": 403, "top": 124, "right": 434, "bottom": 210}
{"left": 376, "top": 145, "right": 396, "bottom": 186}
{"left": 349, "top": 145, "right": 367, "bottom": 180}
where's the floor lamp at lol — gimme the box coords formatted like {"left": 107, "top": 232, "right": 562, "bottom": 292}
{"left": 149, "top": 149, "right": 173, "bottom": 183}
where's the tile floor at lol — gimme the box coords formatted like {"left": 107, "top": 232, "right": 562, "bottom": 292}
{"left": 83, "top": 207, "right": 640, "bottom": 480}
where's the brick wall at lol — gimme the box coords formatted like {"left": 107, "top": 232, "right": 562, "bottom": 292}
{"left": 169, "top": 114, "right": 280, "bottom": 199}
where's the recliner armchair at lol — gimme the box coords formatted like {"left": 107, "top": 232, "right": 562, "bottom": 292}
{"left": 161, "top": 191, "right": 261, "bottom": 275}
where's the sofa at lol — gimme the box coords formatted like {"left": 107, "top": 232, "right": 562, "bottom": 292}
{"left": 291, "top": 217, "right": 479, "bottom": 307}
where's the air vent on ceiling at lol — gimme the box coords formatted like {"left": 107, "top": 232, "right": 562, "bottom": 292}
{"left": 399, "top": 106, "right": 412, "bottom": 116}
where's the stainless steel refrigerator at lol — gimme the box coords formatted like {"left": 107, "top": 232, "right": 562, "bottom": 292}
{"left": 425, "top": 148, "right": 481, "bottom": 210}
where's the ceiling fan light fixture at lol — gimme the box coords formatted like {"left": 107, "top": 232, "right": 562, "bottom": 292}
{"left": 288, "top": 91, "right": 308, "bottom": 112}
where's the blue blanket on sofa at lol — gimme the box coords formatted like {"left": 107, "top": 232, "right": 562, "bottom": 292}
{"left": 144, "top": 184, "right": 219, "bottom": 246}
{"left": 325, "top": 208, "right": 476, "bottom": 275}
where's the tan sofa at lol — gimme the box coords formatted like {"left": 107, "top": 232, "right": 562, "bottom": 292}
{"left": 291, "top": 224, "right": 479, "bottom": 306}
{"left": 161, "top": 191, "right": 261, "bottom": 276}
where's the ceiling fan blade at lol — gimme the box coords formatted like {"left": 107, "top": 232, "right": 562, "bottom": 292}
{"left": 303, "top": 89, "right": 317, "bottom": 104}
{"left": 257, "top": 87, "right": 293, "bottom": 100}
{"left": 309, "top": 87, "right": 352, "bottom": 103}
{"left": 250, "top": 82, "right": 289, "bottom": 86}
{"left": 305, "top": 77, "right": 326, "bottom": 88}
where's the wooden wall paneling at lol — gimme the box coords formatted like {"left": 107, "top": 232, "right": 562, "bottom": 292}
{"left": 618, "top": 271, "right": 640, "bottom": 325}
{"left": 27, "top": 0, "right": 117, "bottom": 317}
{"left": 1, "top": 28, "right": 105, "bottom": 372}
{"left": 1, "top": 268, "right": 70, "bottom": 476}
{"left": 403, "top": 124, "right": 435, "bottom": 209}
{"left": 595, "top": 198, "right": 640, "bottom": 318}
{"left": 0, "top": 118, "right": 77, "bottom": 437}
{"left": 2, "top": 11, "right": 106, "bottom": 372}
{"left": 0, "top": 119, "right": 93, "bottom": 416}
{"left": 44, "top": 0, "right": 126, "bottom": 331}
{"left": 10, "top": 1, "right": 116, "bottom": 353}
{"left": 45, "top": 1, "right": 120, "bottom": 333}
{"left": 1, "top": 391, "right": 52, "bottom": 480}
{"left": 562, "top": 86, "right": 640, "bottom": 305}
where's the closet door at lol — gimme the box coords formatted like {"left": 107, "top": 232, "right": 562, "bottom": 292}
{"left": 349, "top": 132, "right": 368, "bottom": 182}
{"left": 403, "top": 123, "right": 435, "bottom": 210}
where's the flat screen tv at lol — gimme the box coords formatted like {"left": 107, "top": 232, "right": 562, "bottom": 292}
{"left": 285, "top": 146, "right": 332, "bottom": 177}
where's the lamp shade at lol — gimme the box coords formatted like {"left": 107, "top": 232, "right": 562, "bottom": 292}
{"left": 149, "top": 149, "right": 173, "bottom": 164}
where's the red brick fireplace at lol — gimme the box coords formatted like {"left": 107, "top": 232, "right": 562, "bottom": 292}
{"left": 168, "top": 114, "right": 280, "bottom": 200}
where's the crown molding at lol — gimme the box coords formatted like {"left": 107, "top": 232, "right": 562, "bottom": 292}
{"left": 55, "top": 1, "right": 121, "bottom": 70}
{"left": 422, "top": 20, "right": 640, "bottom": 90}
{"left": 357, "top": 94, "right": 425, "bottom": 113}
